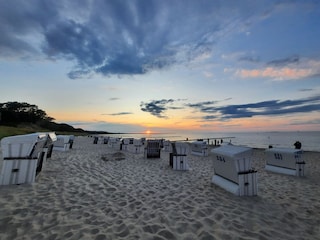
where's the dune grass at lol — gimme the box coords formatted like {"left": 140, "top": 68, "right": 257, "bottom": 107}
{"left": 0, "top": 126, "right": 37, "bottom": 140}
{"left": 0, "top": 125, "right": 89, "bottom": 140}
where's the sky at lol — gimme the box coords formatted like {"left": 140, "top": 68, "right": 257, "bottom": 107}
{"left": 1, "top": 0, "right": 320, "bottom": 134}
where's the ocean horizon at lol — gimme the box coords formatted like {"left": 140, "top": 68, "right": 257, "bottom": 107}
{"left": 99, "top": 131, "right": 320, "bottom": 152}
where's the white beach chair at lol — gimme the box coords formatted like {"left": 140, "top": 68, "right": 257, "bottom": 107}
{"left": 211, "top": 144, "right": 257, "bottom": 196}
{"left": 170, "top": 142, "right": 189, "bottom": 171}
{"left": 122, "top": 138, "right": 131, "bottom": 151}
{"left": 265, "top": 148, "right": 305, "bottom": 176}
{"left": 190, "top": 141, "right": 208, "bottom": 156}
{"left": 133, "top": 138, "right": 143, "bottom": 154}
{"left": 0, "top": 133, "right": 48, "bottom": 185}
{"left": 108, "top": 137, "right": 121, "bottom": 150}
{"left": 53, "top": 135, "right": 71, "bottom": 151}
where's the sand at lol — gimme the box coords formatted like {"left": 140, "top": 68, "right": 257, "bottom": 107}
{"left": 0, "top": 136, "right": 319, "bottom": 240}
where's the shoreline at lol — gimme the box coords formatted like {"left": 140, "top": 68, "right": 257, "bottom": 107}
{"left": 0, "top": 136, "right": 319, "bottom": 239}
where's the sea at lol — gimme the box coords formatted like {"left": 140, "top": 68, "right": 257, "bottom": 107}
{"left": 100, "top": 131, "right": 320, "bottom": 152}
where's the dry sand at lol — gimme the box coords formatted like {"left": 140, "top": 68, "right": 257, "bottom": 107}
{"left": 0, "top": 136, "right": 319, "bottom": 240}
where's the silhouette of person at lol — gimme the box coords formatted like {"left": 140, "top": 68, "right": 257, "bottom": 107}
{"left": 294, "top": 141, "right": 302, "bottom": 149}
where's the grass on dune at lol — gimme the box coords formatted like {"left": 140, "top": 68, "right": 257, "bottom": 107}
{"left": 0, "top": 125, "right": 89, "bottom": 140}
{"left": 0, "top": 125, "right": 42, "bottom": 140}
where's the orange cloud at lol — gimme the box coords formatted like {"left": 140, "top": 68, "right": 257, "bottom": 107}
{"left": 238, "top": 67, "right": 313, "bottom": 80}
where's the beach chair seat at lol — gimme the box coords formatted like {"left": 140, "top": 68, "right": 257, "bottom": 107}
{"left": 108, "top": 137, "right": 121, "bottom": 150}
{"left": 145, "top": 140, "right": 161, "bottom": 158}
{"left": 265, "top": 148, "right": 305, "bottom": 176}
{"left": 53, "top": 135, "right": 71, "bottom": 151}
{"left": 133, "top": 138, "right": 143, "bottom": 153}
{"left": 69, "top": 135, "right": 75, "bottom": 149}
{"left": 163, "top": 140, "right": 172, "bottom": 152}
{"left": 191, "top": 141, "right": 208, "bottom": 156}
{"left": 122, "top": 138, "right": 131, "bottom": 151}
{"left": 211, "top": 144, "right": 257, "bottom": 196}
{"left": 0, "top": 133, "right": 48, "bottom": 185}
{"left": 170, "top": 142, "right": 189, "bottom": 170}
{"left": 38, "top": 132, "right": 57, "bottom": 158}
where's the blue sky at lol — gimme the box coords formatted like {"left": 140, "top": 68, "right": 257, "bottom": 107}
{"left": 0, "top": 0, "right": 320, "bottom": 133}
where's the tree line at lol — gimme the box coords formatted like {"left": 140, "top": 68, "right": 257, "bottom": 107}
{"left": 0, "top": 101, "right": 85, "bottom": 133}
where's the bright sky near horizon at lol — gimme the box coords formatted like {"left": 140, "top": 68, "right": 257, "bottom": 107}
{"left": 1, "top": 0, "right": 320, "bottom": 134}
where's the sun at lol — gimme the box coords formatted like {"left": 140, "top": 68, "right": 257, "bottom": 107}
{"left": 145, "top": 130, "right": 151, "bottom": 134}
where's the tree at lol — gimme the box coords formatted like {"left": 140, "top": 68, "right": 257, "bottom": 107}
{"left": 0, "top": 101, "right": 54, "bottom": 125}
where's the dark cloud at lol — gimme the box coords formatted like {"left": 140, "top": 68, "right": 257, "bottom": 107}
{"left": 267, "top": 55, "right": 299, "bottom": 66}
{"left": 190, "top": 95, "right": 320, "bottom": 120}
{"left": 0, "top": 1, "right": 59, "bottom": 57}
{"left": 238, "top": 56, "right": 260, "bottom": 63}
{"left": 141, "top": 95, "right": 320, "bottom": 121}
{"left": 103, "top": 112, "right": 133, "bottom": 116}
{"left": 0, "top": 0, "right": 279, "bottom": 78}
{"left": 140, "top": 99, "right": 175, "bottom": 118}
{"left": 186, "top": 101, "right": 218, "bottom": 109}
{"left": 299, "top": 88, "right": 313, "bottom": 92}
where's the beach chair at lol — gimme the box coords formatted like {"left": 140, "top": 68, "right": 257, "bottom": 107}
{"left": 190, "top": 140, "right": 208, "bottom": 156}
{"left": 103, "top": 137, "right": 109, "bottom": 144}
{"left": 170, "top": 142, "right": 189, "bottom": 170}
{"left": 211, "top": 144, "right": 257, "bottom": 196}
{"left": 108, "top": 137, "right": 121, "bottom": 150}
{"left": 38, "top": 132, "right": 57, "bottom": 158}
{"left": 265, "top": 148, "right": 305, "bottom": 176}
{"left": 163, "top": 140, "right": 172, "bottom": 152}
{"left": 133, "top": 138, "right": 143, "bottom": 153}
{"left": 145, "top": 140, "right": 161, "bottom": 158}
{"left": 53, "top": 135, "right": 71, "bottom": 151}
{"left": 122, "top": 138, "right": 131, "bottom": 151}
{"left": 69, "top": 135, "right": 75, "bottom": 149}
{"left": 0, "top": 133, "right": 48, "bottom": 185}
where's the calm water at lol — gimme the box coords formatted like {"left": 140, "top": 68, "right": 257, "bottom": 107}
{"left": 101, "top": 131, "right": 320, "bottom": 152}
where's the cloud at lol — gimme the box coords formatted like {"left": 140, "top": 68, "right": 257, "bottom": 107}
{"left": 237, "top": 60, "right": 320, "bottom": 81}
{"left": 236, "top": 56, "right": 320, "bottom": 81}
{"left": 299, "top": 88, "right": 313, "bottom": 92}
{"left": 188, "top": 95, "right": 320, "bottom": 120}
{"left": 267, "top": 55, "right": 299, "bottom": 66}
{"left": 141, "top": 96, "right": 320, "bottom": 121}
{"left": 290, "top": 119, "right": 320, "bottom": 125}
{"left": 238, "top": 56, "right": 260, "bottom": 63}
{"left": 186, "top": 101, "right": 218, "bottom": 109}
{"left": 0, "top": 0, "right": 282, "bottom": 78}
{"left": 0, "top": 1, "right": 59, "bottom": 58}
{"left": 140, "top": 99, "right": 177, "bottom": 118}
{"left": 238, "top": 67, "right": 314, "bottom": 80}
{"left": 109, "top": 98, "right": 120, "bottom": 101}
{"left": 102, "top": 112, "right": 133, "bottom": 116}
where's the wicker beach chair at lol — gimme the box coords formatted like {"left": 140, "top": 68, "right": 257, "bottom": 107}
{"left": 145, "top": 140, "right": 161, "bottom": 158}
{"left": 170, "top": 142, "right": 189, "bottom": 170}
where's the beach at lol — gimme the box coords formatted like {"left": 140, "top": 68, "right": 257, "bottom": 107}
{"left": 0, "top": 136, "right": 319, "bottom": 240}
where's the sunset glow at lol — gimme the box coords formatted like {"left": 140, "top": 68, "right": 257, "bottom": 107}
{"left": 0, "top": 1, "right": 319, "bottom": 133}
